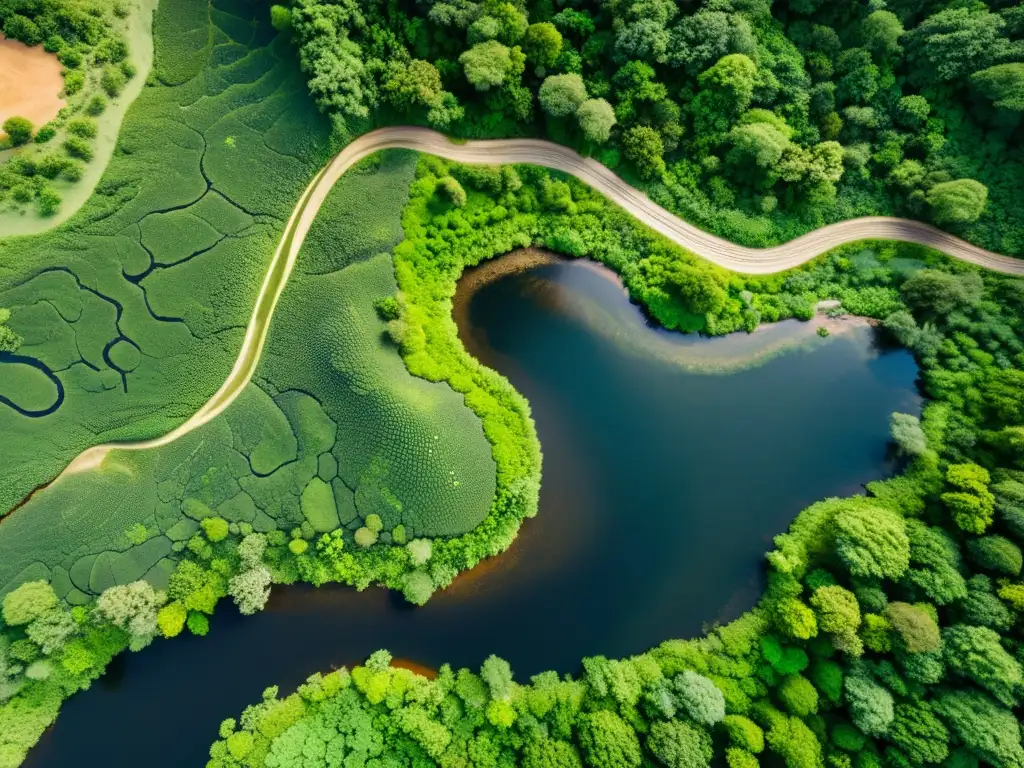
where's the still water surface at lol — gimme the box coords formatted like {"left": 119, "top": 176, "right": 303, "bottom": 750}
{"left": 28, "top": 254, "right": 920, "bottom": 766}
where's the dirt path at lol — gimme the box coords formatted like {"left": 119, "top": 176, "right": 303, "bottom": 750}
{"left": 38, "top": 126, "right": 1024, "bottom": 486}
{"left": 0, "top": 35, "right": 65, "bottom": 131}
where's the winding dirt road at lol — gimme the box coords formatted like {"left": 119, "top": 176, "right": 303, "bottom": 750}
{"left": 56, "top": 126, "right": 1024, "bottom": 479}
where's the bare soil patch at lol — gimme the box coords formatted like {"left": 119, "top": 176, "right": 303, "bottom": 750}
{"left": 0, "top": 34, "right": 65, "bottom": 135}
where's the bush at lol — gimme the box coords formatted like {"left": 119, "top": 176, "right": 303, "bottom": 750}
{"left": 86, "top": 95, "right": 108, "bottom": 116}
{"left": 63, "top": 136, "right": 94, "bottom": 161}
{"left": 34, "top": 123, "right": 57, "bottom": 144}
{"left": 101, "top": 65, "right": 127, "bottom": 97}
{"left": 67, "top": 118, "right": 98, "bottom": 139}
{"left": 3, "top": 116, "right": 34, "bottom": 146}
{"left": 37, "top": 186, "right": 61, "bottom": 217}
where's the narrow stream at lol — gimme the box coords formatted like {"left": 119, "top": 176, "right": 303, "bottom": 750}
{"left": 27, "top": 253, "right": 921, "bottom": 767}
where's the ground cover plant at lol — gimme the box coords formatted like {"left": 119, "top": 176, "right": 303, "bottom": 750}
{"left": 5, "top": 140, "right": 1024, "bottom": 766}
{"left": 204, "top": 163, "right": 1024, "bottom": 768}
{"left": 2, "top": 1, "right": 1024, "bottom": 767}
{"left": 0, "top": 0, "right": 143, "bottom": 217}
{"left": 276, "top": 0, "right": 1024, "bottom": 254}
{"left": 0, "top": 0, "right": 333, "bottom": 517}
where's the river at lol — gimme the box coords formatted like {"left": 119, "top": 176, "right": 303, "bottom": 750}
{"left": 26, "top": 253, "right": 921, "bottom": 766}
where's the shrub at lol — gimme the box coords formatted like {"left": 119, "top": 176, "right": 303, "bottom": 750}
{"left": 37, "top": 185, "right": 61, "bottom": 217}
{"left": 67, "top": 118, "right": 98, "bottom": 139}
{"left": 355, "top": 527, "right": 379, "bottom": 547}
{"left": 101, "top": 65, "right": 127, "bottom": 97}
{"left": 201, "top": 517, "right": 229, "bottom": 542}
{"left": 86, "top": 95, "right": 108, "bottom": 116}
{"left": 34, "top": 123, "right": 57, "bottom": 143}
{"left": 967, "top": 535, "right": 1022, "bottom": 576}
{"left": 63, "top": 136, "right": 94, "bottom": 161}
{"left": 2, "top": 581, "right": 58, "bottom": 626}
{"left": 3, "top": 116, "right": 34, "bottom": 146}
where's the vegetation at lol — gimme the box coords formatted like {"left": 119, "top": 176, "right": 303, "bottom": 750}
{"left": 280, "top": 0, "right": 1024, "bottom": 254}
{"left": 2, "top": 0, "right": 1024, "bottom": 766}
{"left": 205, "top": 166, "right": 1024, "bottom": 768}
{"left": 0, "top": 0, "right": 140, "bottom": 216}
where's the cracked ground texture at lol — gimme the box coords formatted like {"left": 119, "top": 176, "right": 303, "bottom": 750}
{"left": 0, "top": 150, "right": 497, "bottom": 602}
{"left": 0, "top": 0, "right": 332, "bottom": 515}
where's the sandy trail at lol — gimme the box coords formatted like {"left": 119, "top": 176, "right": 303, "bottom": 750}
{"left": 0, "top": 35, "right": 65, "bottom": 133}
{"left": 36, "top": 126, "right": 1024, "bottom": 486}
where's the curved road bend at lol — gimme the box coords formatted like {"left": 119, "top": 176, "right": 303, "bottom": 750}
{"left": 50, "top": 126, "right": 1024, "bottom": 479}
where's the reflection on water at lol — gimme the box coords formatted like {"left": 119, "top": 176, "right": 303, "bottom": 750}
{"left": 26, "top": 252, "right": 921, "bottom": 768}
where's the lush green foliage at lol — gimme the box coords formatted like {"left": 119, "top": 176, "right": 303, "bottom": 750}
{"left": 0, "top": 0, "right": 140, "bottom": 216}
{"left": 284, "top": 0, "right": 1024, "bottom": 254}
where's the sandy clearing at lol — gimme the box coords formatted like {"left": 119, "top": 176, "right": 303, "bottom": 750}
{"left": 0, "top": 35, "right": 65, "bottom": 133}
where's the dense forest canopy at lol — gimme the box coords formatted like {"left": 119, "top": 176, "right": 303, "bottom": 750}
{"left": 273, "top": 0, "right": 1024, "bottom": 252}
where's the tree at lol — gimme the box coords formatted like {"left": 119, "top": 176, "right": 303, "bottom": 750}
{"left": 895, "top": 96, "right": 930, "bottom": 129}
{"left": 481, "top": 655, "right": 515, "bottom": 700}
{"left": 674, "top": 670, "right": 726, "bottom": 726}
{"left": 777, "top": 675, "right": 818, "bottom": 717}
{"left": 522, "top": 737, "right": 582, "bottom": 768}
{"left": 539, "top": 74, "right": 587, "bottom": 118}
{"left": 901, "top": 270, "right": 984, "bottom": 319}
{"left": 774, "top": 597, "right": 819, "bottom": 640}
{"left": 270, "top": 5, "right": 292, "bottom": 31}
{"left": 909, "top": 7, "right": 1008, "bottom": 82}
{"left": 622, "top": 126, "right": 665, "bottom": 179}
{"left": 460, "top": 41, "right": 513, "bottom": 91}
{"left": 891, "top": 413, "right": 927, "bottom": 457}
{"left": 958, "top": 575, "right": 1013, "bottom": 631}
{"left": 237, "top": 533, "right": 267, "bottom": 570}
{"left": 384, "top": 60, "right": 446, "bottom": 114}
{"left": 810, "top": 586, "right": 862, "bottom": 655}
{"left": 932, "top": 690, "right": 1024, "bottom": 768}
{"left": 2, "top": 116, "right": 33, "bottom": 146}
{"left": 669, "top": 11, "right": 755, "bottom": 74}
{"left": 972, "top": 64, "right": 1024, "bottom": 112}
{"left": 968, "top": 536, "right": 1022, "bottom": 576}
{"left": 833, "top": 503, "right": 910, "bottom": 581}
{"left": 863, "top": 11, "right": 904, "bottom": 58}
{"left": 402, "top": 570, "right": 434, "bottom": 605}
{"left": 228, "top": 566, "right": 272, "bottom": 615}
{"left": 883, "top": 602, "right": 940, "bottom": 653}
{"left": 726, "top": 122, "right": 791, "bottom": 184}
{"left": 523, "top": 23, "right": 562, "bottom": 68}
{"left": 844, "top": 673, "right": 894, "bottom": 736}
{"left": 765, "top": 715, "right": 823, "bottom": 768}
{"left": 201, "top": 517, "right": 229, "bottom": 542}
{"left": 942, "top": 624, "right": 1022, "bottom": 707}
{"left": 648, "top": 720, "right": 713, "bottom": 768}
{"left": 577, "top": 710, "right": 642, "bottom": 768}
{"left": 157, "top": 602, "right": 187, "bottom": 638}
{"left": 95, "top": 581, "right": 165, "bottom": 650}
{"left": 577, "top": 99, "right": 616, "bottom": 143}
{"left": 926, "top": 180, "right": 988, "bottom": 226}
{"left": 692, "top": 54, "right": 758, "bottom": 138}
{"left": 723, "top": 715, "right": 765, "bottom": 753}
{"left": 886, "top": 702, "right": 949, "bottom": 766}
{"left": 2, "top": 581, "right": 58, "bottom": 626}
{"left": 25, "top": 608, "right": 77, "bottom": 655}
{"left": 943, "top": 463, "right": 995, "bottom": 534}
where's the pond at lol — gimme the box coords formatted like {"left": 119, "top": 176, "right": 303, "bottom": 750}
{"left": 26, "top": 252, "right": 921, "bottom": 767}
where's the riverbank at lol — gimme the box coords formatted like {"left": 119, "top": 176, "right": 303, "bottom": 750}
{"left": 455, "top": 249, "right": 879, "bottom": 375}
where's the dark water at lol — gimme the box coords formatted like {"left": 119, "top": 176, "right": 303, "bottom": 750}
{"left": 28, "top": 257, "right": 921, "bottom": 767}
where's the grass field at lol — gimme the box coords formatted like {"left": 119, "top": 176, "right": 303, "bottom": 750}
{"left": 0, "top": 0, "right": 332, "bottom": 517}
{"left": 0, "top": 148, "right": 498, "bottom": 605}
